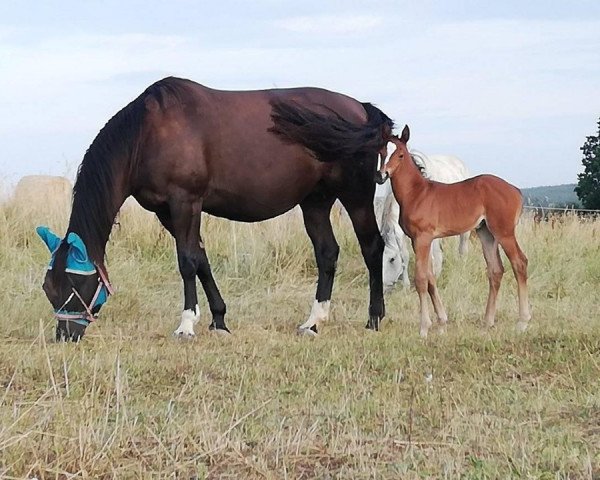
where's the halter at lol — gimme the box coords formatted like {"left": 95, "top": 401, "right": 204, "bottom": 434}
{"left": 54, "top": 265, "right": 115, "bottom": 326}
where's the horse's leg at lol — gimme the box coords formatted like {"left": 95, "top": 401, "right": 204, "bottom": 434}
{"left": 413, "top": 236, "right": 434, "bottom": 338}
{"left": 156, "top": 209, "right": 228, "bottom": 335}
{"left": 426, "top": 257, "right": 448, "bottom": 332}
{"left": 196, "top": 235, "right": 229, "bottom": 333}
{"left": 298, "top": 196, "right": 338, "bottom": 335}
{"left": 458, "top": 232, "right": 470, "bottom": 256}
{"left": 476, "top": 223, "right": 504, "bottom": 327}
{"left": 340, "top": 198, "right": 385, "bottom": 331}
{"left": 497, "top": 234, "right": 531, "bottom": 332}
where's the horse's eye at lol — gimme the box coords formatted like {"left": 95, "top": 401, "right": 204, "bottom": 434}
{"left": 390, "top": 257, "right": 396, "bottom": 263}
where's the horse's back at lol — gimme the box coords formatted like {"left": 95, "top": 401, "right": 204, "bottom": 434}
{"left": 135, "top": 77, "right": 379, "bottom": 222}
{"left": 414, "top": 150, "right": 470, "bottom": 183}
{"left": 166, "top": 78, "right": 368, "bottom": 124}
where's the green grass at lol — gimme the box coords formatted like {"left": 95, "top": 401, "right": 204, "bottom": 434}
{"left": 0, "top": 201, "right": 599, "bottom": 479}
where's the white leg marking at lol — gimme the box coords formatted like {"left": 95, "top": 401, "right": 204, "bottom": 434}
{"left": 299, "top": 300, "right": 330, "bottom": 331}
{"left": 174, "top": 304, "right": 199, "bottom": 337}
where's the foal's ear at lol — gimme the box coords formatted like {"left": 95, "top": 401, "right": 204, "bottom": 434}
{"left": 66, "top": 232, "right": 89, "bottom": 263}
{"left": 400, "top": 125, "right": 410, "bottom": 143}
{"left": 36, "top": 226, "right": 61, "bottom": 253}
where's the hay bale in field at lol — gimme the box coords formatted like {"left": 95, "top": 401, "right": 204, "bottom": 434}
{"left": 11, "top": 175, "right": 72, "bottom": 218}
{"left": 116, "top": 196, "right": 161, "bottom": 232}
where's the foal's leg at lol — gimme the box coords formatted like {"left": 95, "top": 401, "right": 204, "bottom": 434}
{"left": 413, "top": 236, "right": 434, "bottom": 338}
{"left": 426, "top": 259, "right": 448, "bottom": 331}
{"left": 497, "top": 234, "right": 531, "bottom": 332}
{"left": 299, "top": 196, "right": 338, "bottom": 334}
{"left": 476, "top": 223, "right": 504, "bottom": 327}
{"left": 340, "top": 199, "right": 385, "bottom": 331}
{"left": 157, "top": 209, "right": 228, "bottom": 335}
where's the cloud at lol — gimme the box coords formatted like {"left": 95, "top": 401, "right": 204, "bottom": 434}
{"left": 275, "top": 14, "right": 383, "bottom": 35}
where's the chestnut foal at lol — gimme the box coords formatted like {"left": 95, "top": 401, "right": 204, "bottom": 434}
{"left": 376, "top": 126, "right": 531, "bottom": 337}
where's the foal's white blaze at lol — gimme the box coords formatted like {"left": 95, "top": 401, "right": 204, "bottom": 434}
{"left": 299, "top": 300, "right": 330, "bottom": 330}
{"left": 174, "top": 304, "right": 200, "bottom": 336}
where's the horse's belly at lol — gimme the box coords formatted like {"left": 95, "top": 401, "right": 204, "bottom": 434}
{"left": 203, "top": 169, "right": 321, "bottom": 222}
{"left": 203, "top": 190, "right": 305, "bottom": 222}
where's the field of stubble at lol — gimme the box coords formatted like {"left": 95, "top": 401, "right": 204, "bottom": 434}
{"left": 0, "top": 199, "right": 599, "bottom": 479}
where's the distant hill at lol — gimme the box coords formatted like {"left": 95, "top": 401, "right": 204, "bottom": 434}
{"left": 521, "top": 183, "right": 579, "bottom": 208}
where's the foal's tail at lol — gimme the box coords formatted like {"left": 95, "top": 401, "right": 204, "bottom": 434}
{"left": 269, "top": 100, "right": 394, "bottom": 163}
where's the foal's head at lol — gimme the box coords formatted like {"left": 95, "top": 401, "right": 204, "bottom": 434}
{"left": 375, "top": 125, "right": 410, "bottom": 184}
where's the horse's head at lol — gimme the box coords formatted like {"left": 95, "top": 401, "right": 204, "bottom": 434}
{"left": 375, "top": 125, "right": 410, "bottom": 184}
{"left": 382, "top": 225, "right": 408, "bottom": 292}
{"left": 36, "top": 226, "right": 113, "bottom": 342}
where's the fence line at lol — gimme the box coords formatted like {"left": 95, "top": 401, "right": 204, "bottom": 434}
{"left": 522, "top": 205, "right": 600, "bottom": 213}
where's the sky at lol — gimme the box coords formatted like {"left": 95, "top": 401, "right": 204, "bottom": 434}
{"left": 1, "top": 0, "right": 599, "bottom": 190}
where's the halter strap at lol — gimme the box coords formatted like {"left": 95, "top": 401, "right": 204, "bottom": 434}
{"left": 54, "top": 263, "right": 114, "bottom": 324}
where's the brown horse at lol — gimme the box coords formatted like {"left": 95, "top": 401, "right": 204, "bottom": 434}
{"left": 37, "top": 77, "right": 394, "bottom": 341}
{"left": 375, "top": 125, "right": 531, "bottom": 337}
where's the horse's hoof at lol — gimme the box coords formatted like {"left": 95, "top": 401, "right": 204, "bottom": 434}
{"left": 212, "top": 328, "right": 232, "bottom": 336}
{"left": 516, "top": 322, "right": 529, "bottom": 333}
{"left": 173, "top": 330, "right": 195, "bottom": 339}
{"left": 208, "top": 323, "right": 232, "bottom": 335}
{"left": 365, "top": 322, "right": 380, "bottom": 331}
{"left": 297, "top": 327, "right": 318, "bottom": 337}
{"left": 419, "top": 329, "right": 429, "bottom": 338}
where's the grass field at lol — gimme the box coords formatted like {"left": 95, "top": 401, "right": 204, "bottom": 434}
{"left": 0, "top": 200, "right": 599, "bottom": 479}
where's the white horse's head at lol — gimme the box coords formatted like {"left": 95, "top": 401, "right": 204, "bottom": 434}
{"left": 382, "top": 222, "right": 409, "bottom": 291}
{"left": 376, "top": 187, "right": 410, "bottom": 291}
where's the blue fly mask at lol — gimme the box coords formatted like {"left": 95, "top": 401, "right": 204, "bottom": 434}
{"left": 37, "top": 226, "right": 114, "bottom": 326}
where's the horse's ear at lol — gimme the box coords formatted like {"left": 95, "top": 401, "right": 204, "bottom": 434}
{"left": 66, "top": 232, "right": 89, "bottom": 263}
{"left": 400, "top": 125, "right": 410, "bottom": 143}
{"left": 36, "top": 226, "right": 61, "bottom": 253}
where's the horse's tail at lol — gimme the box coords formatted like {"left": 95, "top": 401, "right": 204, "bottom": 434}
{"left": 269, "top": 100, "right": 394, "bottom": 163}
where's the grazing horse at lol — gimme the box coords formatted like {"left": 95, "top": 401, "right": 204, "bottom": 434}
{"left": 36, "top": 77, "right": 394, "bottom": 341}
{"left": 375, "top": 125, "right": 530, "bottom": 337}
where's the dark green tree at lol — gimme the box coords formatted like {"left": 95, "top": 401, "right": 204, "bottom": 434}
{"left": 575, "top": 118, "right": 600, "bottom": 209}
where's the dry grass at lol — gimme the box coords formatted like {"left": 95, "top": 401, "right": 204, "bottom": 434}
{"left": 0, "top": 200, "right": 599, "bottom": 479}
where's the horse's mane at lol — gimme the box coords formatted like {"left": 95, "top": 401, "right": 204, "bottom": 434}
{"left": 269, "top": 100, "right": 394, "bottom": 163}
{"left": 69, "top": 77, "right": 190, "bottom": 261}
{"left": 409, "top": 149, "right": 429, "bottom": 178}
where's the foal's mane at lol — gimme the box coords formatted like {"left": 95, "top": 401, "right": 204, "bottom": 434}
{"left": 269, "top": 100, "right": 394, "bottom": 163}
{"left": 68, "top": 77, "right": 190, "bottom": 261}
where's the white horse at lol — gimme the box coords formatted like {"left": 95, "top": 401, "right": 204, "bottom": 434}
{"left": 375, "top": 147, "right": 471, "bottom": 291}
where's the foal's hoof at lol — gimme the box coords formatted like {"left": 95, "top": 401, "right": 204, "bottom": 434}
{"left": 298, "top": 325, "right": 318, "bottom": 337}
{"left": 516, "top": 321, "right": 529, "bottom": 333}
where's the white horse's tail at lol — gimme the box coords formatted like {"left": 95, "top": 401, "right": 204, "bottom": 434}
{"left": 458, "top": 231, "right": 470, "bottom": 256}
{"left": 431, "top": 239, "right": 443, "bottom": 277}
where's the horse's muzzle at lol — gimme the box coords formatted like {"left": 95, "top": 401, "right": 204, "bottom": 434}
{"left": 56, "top": 321, "right": 87, "bottom": 342}
{"left": 375, "top": 171, "right": 389, "bottom": 185}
